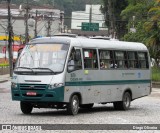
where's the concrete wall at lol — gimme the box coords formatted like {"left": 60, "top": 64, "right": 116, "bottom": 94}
{"left": 0, "top": 19, "right": 60, "bottom": 37}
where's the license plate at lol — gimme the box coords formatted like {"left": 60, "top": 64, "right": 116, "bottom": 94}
{"left": 26, "top": 92, "right": 37, "bottom": 96}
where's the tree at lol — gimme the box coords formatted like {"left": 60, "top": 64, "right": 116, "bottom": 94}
{"left": 144, "top": 0, "right": 160, "bottom": 66}
{"left": 101, "top": 0, "right": 128, "bottom": 38}
{"left": 123, "top": 22, "right": 146, "bottom": 42}
{"left": 121, "top": 0, "right": 160, "bottom": 66}
{"left": 121, "top": 0, "right": 153, "bottom": 43}
{"left": 121, "top": 0, "right": 153, "bottom": 32}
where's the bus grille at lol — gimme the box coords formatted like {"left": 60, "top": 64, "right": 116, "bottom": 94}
{"left": 19, "top": 84, "right": 47, "bottom": 90}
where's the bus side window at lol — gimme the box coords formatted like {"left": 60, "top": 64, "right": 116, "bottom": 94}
{"left": 68, "top": 48, "right": 82, "bottom": 71}
{"left": 145, "top": 53, "right": 149, "bottom": 68}
{"left": 99, "top": 50, "right": 112, "bottom": 69}
{"left": 115, "top": 51, "right": 126, "bottom": 68}
{"left": 83, "top": 49, "right": 98, "bottom": 69}
{"left": 138, "top": 52, "right": 148, "bottom": 69}
{"left": 128, "top": 51, "right": 138, "bottom": 68}
{"left": 75, "top": 49, "right": 82, "bottom": 69}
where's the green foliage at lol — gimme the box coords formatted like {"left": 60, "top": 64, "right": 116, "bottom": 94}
{"left": 122, "top": 0, "right": 160, "bottom": 67}
{"left": 152, "top": 67, "right": 160, "bottom": 81}
{"left": 143, "top": 1, "right": 160, "bottom": 65}
{"left": 101, "top": 0, "right": 128, "bottom": 38}
{"left": 121, "top": 0, "right": 154, "bottom": 21}
{"left": 122, "top": 22, "right": 146, "bottom": 42}
{"left": 0, "top": 63, "right": 9, "bottom": 67}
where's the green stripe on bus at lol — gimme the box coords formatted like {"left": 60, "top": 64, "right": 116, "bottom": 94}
{"left": 65, "top": 80, "right": 151, "bottom": 86}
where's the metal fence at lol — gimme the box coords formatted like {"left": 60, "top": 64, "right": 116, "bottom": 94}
{"left": 0, "top": 66, "right": 9, "bottom": 75}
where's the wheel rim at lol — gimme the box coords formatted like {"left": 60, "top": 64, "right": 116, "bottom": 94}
{"left": 124, "top": 94, "right": 130, "bottom": 108}
{"left": 72, "top": 98, "right": 79, "bottom": 113}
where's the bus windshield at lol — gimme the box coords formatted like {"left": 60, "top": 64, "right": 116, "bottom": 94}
{"left": 15, "top": 43, "right": 69, "bottom": 73}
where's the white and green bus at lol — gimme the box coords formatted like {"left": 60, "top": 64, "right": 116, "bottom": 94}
{"left": 11, "top": 36, "right": 151, "bottom": 115}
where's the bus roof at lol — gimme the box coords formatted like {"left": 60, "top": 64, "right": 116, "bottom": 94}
{"left": 30, "top": 37, "right": 148, "bottom": 51}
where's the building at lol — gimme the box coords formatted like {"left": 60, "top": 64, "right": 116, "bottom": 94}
{"left": 0, "top": 3, "right": 63, "bottom": 59}
{"left": 0, "top": 3, "right": 62, "bottom": 39}
{"left": 71, "top": 5, "right": 108, "bottom": 36}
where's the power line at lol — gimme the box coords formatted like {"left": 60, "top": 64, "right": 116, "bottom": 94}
{"left": 37, "top": 22, "right": 47, "bottom": 35}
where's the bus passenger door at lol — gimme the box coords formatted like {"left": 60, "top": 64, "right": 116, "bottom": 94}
{"left": 65, "top": 47, "right": 83, "bottom": 102}
{"left": 82, "top": 71, "right": 101, "bottom": 104}
{"left": 82, "top": 48, "right": 101, "bottom": 104}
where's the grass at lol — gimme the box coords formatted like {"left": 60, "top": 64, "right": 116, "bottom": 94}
{"left": 0, "top": 63, "right": 9, "bottom": 67}
{"left": 152, "top": 67, "right": 160, "bottom": 81}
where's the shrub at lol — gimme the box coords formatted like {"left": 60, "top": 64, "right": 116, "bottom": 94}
{"left": 0, "top": 63, "right": 9, "bottom": 67}
{"left": 152, "top": 67, "right": 160, "bottom": 81}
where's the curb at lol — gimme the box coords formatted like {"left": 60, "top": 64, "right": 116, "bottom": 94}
{"left": 0, "top": 80, "right": 8, "bottom": 83}
{"left": 152, "top": 82, "right": 160, "bottom": 88}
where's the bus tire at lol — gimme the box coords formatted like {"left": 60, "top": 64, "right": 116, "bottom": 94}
{"left": 113, "top": 92, "right": 131, "bottom": 110}
{"left": 67, "top": 95, "right": 79, "bottom": 115}
{"left": 80, "top": 103, "right": 94, "bottom": 109}
{"left": 20, "top": 101, "right": 33, "bottom": 114}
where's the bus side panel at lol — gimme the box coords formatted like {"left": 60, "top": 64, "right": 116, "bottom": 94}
{"left": 64, "top": 70, "right": 83, "bottom": 103}
{"left": 131, "top": 83, "right": 151, "bottom": 100}
{"left": 64, "top": 69, "right": 151, "bottom": 103}
{"left": 64, "top": 70, "right": 102, "bottom": 104}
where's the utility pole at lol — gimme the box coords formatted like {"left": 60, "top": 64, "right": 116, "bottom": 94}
{"left": 24, "top": 0, "right": 30, "bottom": 44}
{"left": 47, "top": 12, "right": 52, "bottom": 37}
{"left": 7, "top": 0, "right": 13, "bottom": 77}
{"left": 47, "top": 20, "right": 51, "bottom": 36}
{"left": 89, "top": 0, "right": 92, "bottom": 23}
{"left": 34, "top": 10, "right": 38, "bottom": 38}
{"left": 60, "top": 11, "right": 64, "bottom": 33}
{"left": 108, "top": 0, "right": 115, "bottom": 38}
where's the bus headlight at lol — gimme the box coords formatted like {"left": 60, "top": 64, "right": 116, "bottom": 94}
{"left": 11, "top": 82, "right": 17, "bottom": 88}
{"left": 48, "top": 83, "right": 64, "bottom": 89}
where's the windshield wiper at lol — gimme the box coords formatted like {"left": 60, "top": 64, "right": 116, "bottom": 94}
{"left": 32, "top": 68, "right": 56, "bottom": 74}
{"left": 15, "top": 67, "right": 34, "bottom": 72}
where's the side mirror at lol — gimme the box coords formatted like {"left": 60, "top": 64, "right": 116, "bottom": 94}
{"left": 68, "top": 65, "right": 75, "bottom": 72}
{"left": 67, "top": 60, "right": 75, "bottom": 72}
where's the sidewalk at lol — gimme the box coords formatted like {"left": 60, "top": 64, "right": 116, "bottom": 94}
{"left": 0, "top": 74, "right": 11, "bottom": 83}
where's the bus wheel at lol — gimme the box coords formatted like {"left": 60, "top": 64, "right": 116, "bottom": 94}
{"left": 113, "top": 92, "right": 131, "bottom": 110}
{"left": 67, "top": 95, "right": 79, "bottom": 115}
{"left": 20, "top": 101, "right": 33, "bottom": 114}
{"left": 80, "top": 103, "right": 94, "bottom": 109}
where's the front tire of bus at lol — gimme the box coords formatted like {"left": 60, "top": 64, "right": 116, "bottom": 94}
{"left": 113, "top": 92, "right": 131, "bottom": 110}
{"left": 20, "top": 101, "right": 33, "bottom": 114}
{"left": 67, "top": 95, "right": 79, "bottom": 115}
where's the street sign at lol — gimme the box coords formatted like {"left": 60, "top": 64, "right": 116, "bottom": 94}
{"left": 81, "top": 22, "right": 99, "bottom": 31}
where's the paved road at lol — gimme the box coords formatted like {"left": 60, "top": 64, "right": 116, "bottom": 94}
{"left": 0, "top": 81, "right": 160, "bottom": 133}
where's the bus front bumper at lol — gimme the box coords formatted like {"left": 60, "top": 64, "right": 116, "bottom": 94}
{"left": 11, "top": 86, "right": 64, "bottom": 102}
